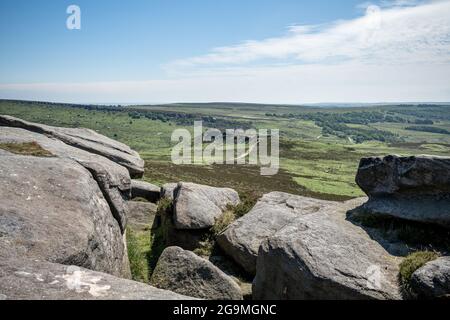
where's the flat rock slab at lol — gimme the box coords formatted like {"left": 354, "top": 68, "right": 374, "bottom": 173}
{"left": 0, "top": 258, "right": 194, "bottom": 300}
{"left": 253, "top": 199, "right": 402, "bottom": 300}
{"left": 356, "top": 155, "right": 450, "bottom": 228}
{"left": 0, "top": 115, "right": 144, "bottom": 178}
{"left": 0, "top": 155, "right": 127, "bottom": 277}
{"left": 131, "top": 180, "right": 160, "bottom": 203}
{"left": 151, "top": 247, "right": 243, "bottom": 300}
{"left": 411, "top": 256, "right": 450, "bottom": 298}
{"left": 173, "top": 182, "right": 240, "bottom": 230}
{"left": 217, "top": 192, "right": 336, "bottom": 275}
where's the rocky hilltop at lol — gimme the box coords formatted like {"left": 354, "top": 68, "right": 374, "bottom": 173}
{"left": 1, "top": 115, "right": 449, "bottom": 300}
{"left": 0, "top": 115, "right": 189, "bottom": 300}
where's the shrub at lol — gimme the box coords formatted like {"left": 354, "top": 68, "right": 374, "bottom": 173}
{"left": 231, "top": 191, "right": 259, "bottom": 218}
{"left": 211, "top": 210, "right": 236, "bottom": 236}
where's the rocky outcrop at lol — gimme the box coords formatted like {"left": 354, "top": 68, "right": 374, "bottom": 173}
{"left": 0, "top": 155, "right": 128, "bottom": 277}
{"left": 253, "top": 198, "right": 402, "bottom": 300}
{"left": 355, "top": 155, "right": 450, "bottom": 228}
{"left": 151, "top": 247, "right": 243, "bottom": 300}
{"left": 411, "top": 256, "right": 450, "bottom": 298}
{"left": 0, "top": 257, "right": 193, "bottom": 300}
{"left": 0, "top": 126, "right": 131, "bottom": 232}
{"left": 173, "top": 182, "right": 240, "bottom": 230}
{"left": 217, "top": 192, "right": 336, "bottom": 275}
{"left": 0, "top": 117, "right": 203, "bottom": 300}
{"left": 0, "top": 115, "right": 144, "bottom": 178}
{"left": 131, "top": 180, "right": 160, "bottom": 203}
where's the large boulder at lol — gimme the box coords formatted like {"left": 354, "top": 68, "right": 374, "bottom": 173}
{"left": 0, "top": 155, "right": 128, "bottom": 277}
{"left": 253, "top": 198, "right": 402, "bottom": 300}
{"left": 355, "top": 155, "right": 450, "bottom": 228}
{"left": 0, "top": 257, "right": 194, "bottom": 300}
{"left": 131, "top": 180, "right": 160, "bottom": 203}
{"left": 0, "top": 115, "right": 144, "bottom": 178}
{"left": 173, "top": 182, "right": 240, "bottom": 230}
{"left": 157, "top": 183, "right": 240, "bottom": 250}
{"left": 217, "top": 192, "right": 336, "bottom": 275}
{"left": 0, "top": 127, "right": 131, "bottom": 231}
{"left": 151, "top": 247, "right": 243, "bottom": 300}
{"left": 411, "top": 256, "right": 450, "bottom": 298}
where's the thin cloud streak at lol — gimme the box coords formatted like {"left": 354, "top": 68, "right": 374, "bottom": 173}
{"left": 168, "top": 0, "right": 450, "bottom": 72}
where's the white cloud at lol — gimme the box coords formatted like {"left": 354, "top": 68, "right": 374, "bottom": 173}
{"left": 168, "top": 0, "right": 450, "bottom": 71}
{"left": 2, "top": 62, "right": 449, "bottom": 103}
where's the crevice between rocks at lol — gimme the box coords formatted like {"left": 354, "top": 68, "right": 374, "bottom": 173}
{"left": 84, "top": 166, "right": 128, "bottom": 234}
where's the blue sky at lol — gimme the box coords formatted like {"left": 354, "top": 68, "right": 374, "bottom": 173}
{"left": 1, "top": 0, "right": 449, "bottom": 103}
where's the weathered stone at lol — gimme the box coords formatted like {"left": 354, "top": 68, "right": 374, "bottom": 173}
{"left": 0, "top": 127, "right": 131, "bottom": 231}
{"left": 173, "top": 182, "right": 240, "bottom": 230}
{"left": 161, "top": 183, "right": 178, "bottom": 200}
{"left": 355, "top": 155, "right": 450, "bottom": 228}
{"left": 0, "top": 115, "right": 144, "bottom": 178}
{"left": 151, "top": 247, "right": 243, "bottom": 300}
{"left": 160, "top": 214, "right": 206, "bottom": 251}
{"left": 411, "top": 256, "right": 450, "bottom": 298}
{"left": 253, "top": 198, "right": 402, "bottom": 300}
{"left": 0, "top": 257, "right": 194, "bottom": 300}
{"left": 131, "top": 180, "right": 160, "bottom": 202}
{"left": 0, "top": 155, "right": 128, "bottom": 277}
{"left": 217, "top": 192, "right": 335, "bottom": 275}
{"left": 127, "top": 201, "right": 158, "bottom": 231}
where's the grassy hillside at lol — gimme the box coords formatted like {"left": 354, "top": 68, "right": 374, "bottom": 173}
{"left": 1, "top": 100, "right": 449, "bottom": 200}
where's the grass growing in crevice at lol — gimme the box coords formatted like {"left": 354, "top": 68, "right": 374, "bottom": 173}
{"left": 230, "top": 191, "right": 260, "bottom": 219}
{"left": 126, "top": 198, "right": 173, "bottom": 283}
{"left": 0, "top": 141, "right": 54, "bottom": 157}
{"left": 211, "top": 210, "right": 236, "bottom": 236}
{"left": 399, "top": 251, "right": 439, "bottom": 298}
{"left": 146, "top": 197, "right": 173, "bottom": 274}
{"left": 126, "top": 227, "right": 150, "bottom": 283}
{"left": 156, "top": 197, "right": 174, "bottom": 216}
{"left": 194, "top": 191, "right": 259, "bottom": 257}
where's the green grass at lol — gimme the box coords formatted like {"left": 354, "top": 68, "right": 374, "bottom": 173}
{"left": 193, "top": 191, "right": 258, "bottom": 257}
{"left": 1, "top": 100, "right": 449, "bottom": 201}
{"left": 399, "top": 251, "right": 439, "bottom": 297}
{"left": 126, "top": 198, "right": 173, "bottom": 283}
{"left": 230, "top": 190, "right": 260, "bottom": 218}
{"left": 210, "top": 210, "right": 236, "bottom": 236}
{"left": 126, "top": 223, "right": 167, "bottom": 283}
{"left": 126, "top": 227, "right": 151, "bottom": 283}
{"left": 0, "top": 141, "right": 54, "bottom": 157}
